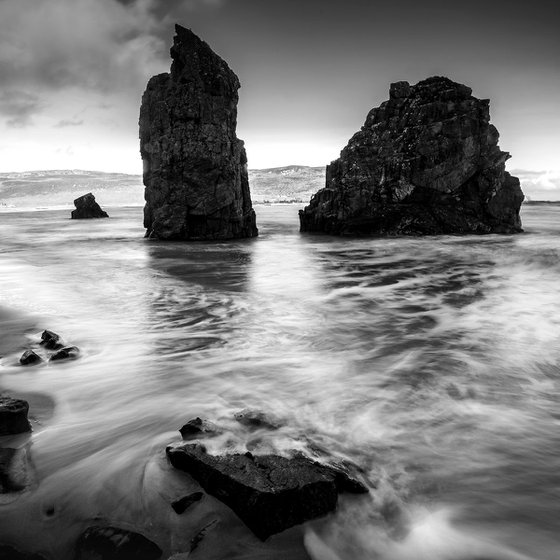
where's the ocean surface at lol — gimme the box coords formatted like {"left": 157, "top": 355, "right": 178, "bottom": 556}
{"left": 1, "top": 204, "right": 560, "bottom": 560}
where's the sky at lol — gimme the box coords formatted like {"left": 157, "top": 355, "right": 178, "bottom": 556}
{"left": 0, "top": 0, "right": 558, "bottom": 195}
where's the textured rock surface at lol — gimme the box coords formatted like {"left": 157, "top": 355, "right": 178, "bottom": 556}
{"left": 71, "top": 193, "right": 109, "bottom": 219}
{"left": 74, "top": 526, "right": 162, "bottom": 560}
{"left": 0, "top": 396, "right": 31, "bottom": 436}
{"left": 166, "top": 443, "right": 367, "bottom": 540}
{"left": 300, "top": 76, "right": 524, "bottom": 235}
{"left": 140, "top": 24, "right": 257, "bottom": 240}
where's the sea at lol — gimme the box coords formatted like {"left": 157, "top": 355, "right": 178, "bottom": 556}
{"left": 1, "top": 203, "right": 560, "bottom": 560}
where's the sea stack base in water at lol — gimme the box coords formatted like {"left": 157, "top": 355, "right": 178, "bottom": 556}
{"left": 299, "top": 76, "right": 524, "bottom": 235}
{"left": 139, "top": 25, "right": 257, "bottom": 240}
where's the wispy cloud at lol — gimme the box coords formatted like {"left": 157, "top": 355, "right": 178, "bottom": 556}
{"left": 55, "top": 119, "right": 85, "bottom": 128}
{"left": 0, "top": 90, "right": 44, "bottom": 128}
{"left": 513, "top": 169, "right": 560, "bottom": 191}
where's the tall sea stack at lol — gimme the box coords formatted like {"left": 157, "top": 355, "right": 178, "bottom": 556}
{"left": 140, "top": 25, "right": 257, "bottom": 240}
{"left": 299, "top": 77, "right": 524, "bottom": 235}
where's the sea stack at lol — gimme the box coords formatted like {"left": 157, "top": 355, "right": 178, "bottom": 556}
{"left": 299, "top": 76, "right": 524, "bottom": 235}
{"left": 139, "top": 25, "right": 258, "bottom": 240}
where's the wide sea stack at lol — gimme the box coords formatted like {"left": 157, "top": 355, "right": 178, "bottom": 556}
{"left": 140, "top": 25, "right": 257, "bottom": 240}
{"left": 299, "top": 76, "right": 524, "bottom": 235}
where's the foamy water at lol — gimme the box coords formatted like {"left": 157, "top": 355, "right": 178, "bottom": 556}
{"left": 1, "top": 204, "right": 560, "bottom": 559}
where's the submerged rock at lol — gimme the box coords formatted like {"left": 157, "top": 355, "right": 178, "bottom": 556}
{"left": 0, "top": 396, "right": 31, "bottom": 435}
{"left": 179, "top": 417, "right": 219, "bottom": 439}
{"left": 233, "top": 409, "right": 281, "bottom": 430}
{"left": 140, "top": 24, "right": 258, "bottom": 240}
{"left": 74, "top": 526, "right": 162, "bottom": 560}
{"left": 19, "top": 350, "right": 43, "bottom": 366}
{"left": 166, "top": 443, "right": 368, "bottom": 540}
{"left": 300, "top": 76, "right": 524, "bottom": 235}
{"left": 71, "top": 193, "right": 109, "bottom": 219}
{"left": 171, "top": 491, "right": 204, "bottom": 514}
{"left": 0, "top": 447, "right": 30, "bottom": 493}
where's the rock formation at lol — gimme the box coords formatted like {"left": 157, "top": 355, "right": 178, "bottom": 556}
{"left": 0, "top": 396, "right": 31, "bottom": 435}
{"left": 140, "top": 25, "right": 257, "bottom": 240}
{"left": 71, "top": 193, "right": 109, "bottom": 219}
{"left": 299, "top": 76, "right": 524, "bottom": 235}
{"left": 166, "top": 443, "right": 367, "bottom": 540}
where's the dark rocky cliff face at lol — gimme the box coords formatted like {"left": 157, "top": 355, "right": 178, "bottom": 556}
{"left": 140, "top": 25, "right": 257, "bottom": 240}
{"left": 299, "top": 77, "right": 524, "bottom": 235}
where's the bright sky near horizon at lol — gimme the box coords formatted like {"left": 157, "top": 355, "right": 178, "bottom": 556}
{"left": 0, "top": 0, "right": 559, "bottom": 195}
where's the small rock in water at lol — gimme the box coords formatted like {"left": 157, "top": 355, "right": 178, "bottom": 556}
{"left": 40, "top": 330, "right": 64, "bottom": 350}
{"left": 74, "top": 526, "right": 162, "bottom": 560}
{"left": 71, "top": 193, "right": 109, "bottom": 219}
{"left": 50, "top": 346, "right": 80, "bottom": 362}
{"left": 171, "top": 491, "right": 204, "bottom": 514}
{"left": 0, "top": 396, "right": 31, "bottom": 435}
{"left": 166, "top": 443, "right": 368, "bottom": 540}
{"left": 19, "top": 350, "right": 43, "bottom": 366}
{"left": 233, "top": 409, "right": 281, "bottom": 430}
{"left": 179, "top": 417, "right": 219, "bottom": 439}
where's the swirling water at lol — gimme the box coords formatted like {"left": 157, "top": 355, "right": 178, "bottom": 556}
{"left": 1, "top": 204, "right": 560, "bottom": 559}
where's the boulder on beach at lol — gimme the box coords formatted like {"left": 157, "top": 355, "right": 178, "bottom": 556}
{"left": 71, "top": 193, "right": 109, "bottom": 219}
{"left": 299, "top": 76, "right": 524, "bottom": 235}
{"left": 74, "top": 526, "right": 162, "bottom": 560}
{"left": 0, "top": 396, "right": 31, "bottom": 436}
{"left": 139, "top": 24, "right": 258, "bottom": 240}
{"left": 166, "top": 443, "right": 368, "bottom": 540}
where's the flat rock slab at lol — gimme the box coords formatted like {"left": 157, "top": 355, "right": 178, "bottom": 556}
{"left": 74, "top": 526, "right": 161, "bottom": 560}
{"left": 166, "top": 443, "right": 367, "bottom": 540}
{"left": 0, "top": 397, "right": 31, "bottom": 436}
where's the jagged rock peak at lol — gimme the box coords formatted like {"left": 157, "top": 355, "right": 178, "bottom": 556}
{"left": 299, "top": 76, "right": 524, "bottom": 235}
{"left": 140, "top": 25, "right": 258, "bottom": 240}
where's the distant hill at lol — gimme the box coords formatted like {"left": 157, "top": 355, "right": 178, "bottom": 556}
{"left": 0, "top": 166, "right": 326, "bottom": 209}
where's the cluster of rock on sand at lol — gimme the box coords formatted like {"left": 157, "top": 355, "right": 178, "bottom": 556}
{"left": 2, "top": 351, "right": 368, "bottom": 559}
{"left": 1, "top": 23, "right": 527, "bottom": 559}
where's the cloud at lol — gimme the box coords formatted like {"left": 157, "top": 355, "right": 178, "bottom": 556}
{"left": 0, "top": 90, "right": 44, "bottom": 128}
{"left": 55, "top": 119, "right": 84, "bottom": 128}
{"left": 0, "top": 0, "right": 169, "bottom": 94}
{"left": 513, "top": 169, "right": 560, "bottom": 191}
